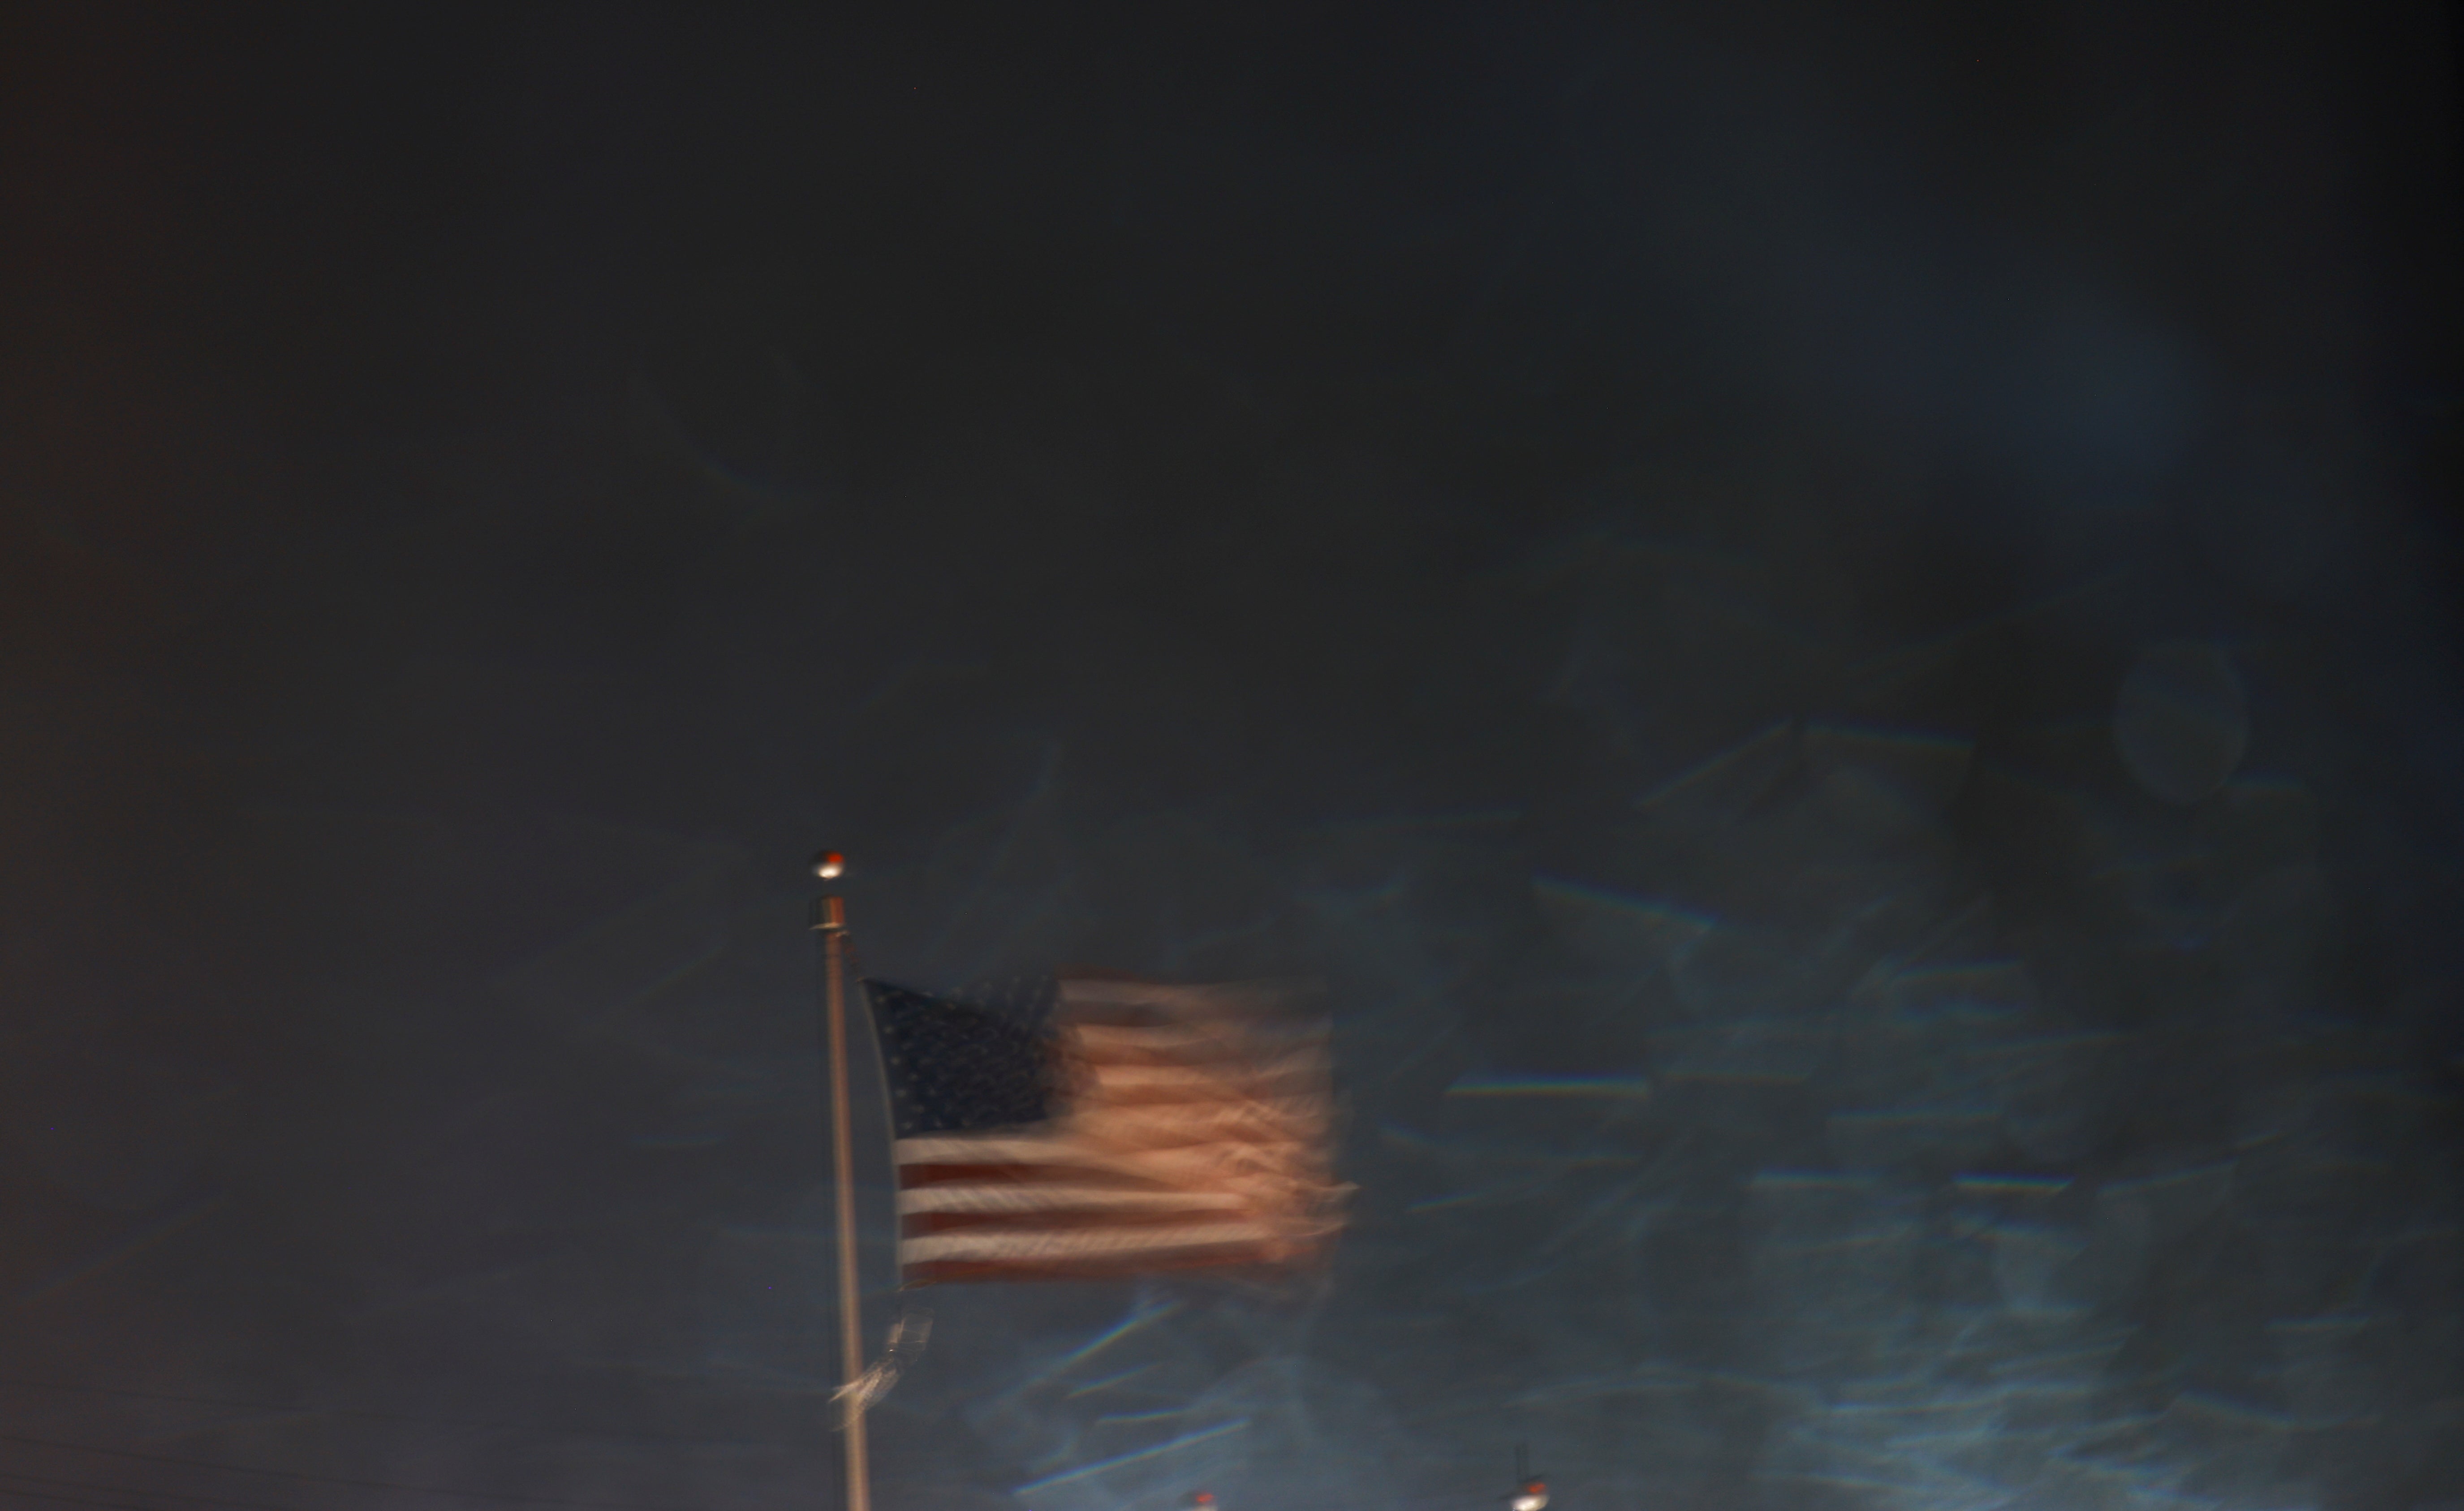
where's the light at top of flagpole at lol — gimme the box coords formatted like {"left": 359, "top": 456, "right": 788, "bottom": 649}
{"left": 813, "top": 850, "right": 846, "bottom": 879}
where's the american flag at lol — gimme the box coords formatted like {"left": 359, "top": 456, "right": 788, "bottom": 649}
{"left": 863, "top": 972, "right": 1348, "bottom": 1284}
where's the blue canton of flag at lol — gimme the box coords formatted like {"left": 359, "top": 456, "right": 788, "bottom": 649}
{"left": 867, "top": 975, "right": 1061, "bottom": 1138}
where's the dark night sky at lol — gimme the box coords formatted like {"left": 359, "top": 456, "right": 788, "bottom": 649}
{"left": 3, "top": 5, "right": 2462, "bottom": 1511}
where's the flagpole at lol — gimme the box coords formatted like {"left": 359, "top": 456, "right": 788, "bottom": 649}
{"left": 810, "top": 851, "right": 870, "bottom": 1511}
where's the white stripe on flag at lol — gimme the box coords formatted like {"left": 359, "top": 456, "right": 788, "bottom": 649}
{"left": 897, "top": 1184, "right": 1251, "bottom": 1215}
{"left": 901, "top": 1220, "right": 1281, "bottom": 1265}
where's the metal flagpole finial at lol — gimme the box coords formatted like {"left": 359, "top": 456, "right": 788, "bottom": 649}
{"left": 810, "top": 852, "right": 848, "bottom": 934}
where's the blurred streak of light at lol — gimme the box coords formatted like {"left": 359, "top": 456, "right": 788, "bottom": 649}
{"left": 1089, "top": 1409, "right": 1190, "bottom": 1428}
{"left": 1835, "top": 907, "right": 1997, "bottom": 1017}
{"left": 1047, "top": 1302, "right": 1184, "bottom": 1375}
{"left": 15, "top": 1194, "right": 229, "bottom": 1306}
{"left": 1633, "top": 720, "right": 1794, "bottom": 816}
{"left": 1654, "top": 1068, "right": 1813, "bottom": 1087}
{"left": 1994, "top": 1381, "right": 2101, "bottom": 1412}
{"left": 1064, "top": 1365, "right": 1160, "bottom": 1400}
{"left": 1011, "top": 1418, "right": 1248, "bottom": 1497}
{"left": 2164, "top": 1391, "right": 2302, "bottom": 1434}
{"left": 1374, "top": 1121, "right": 1450, "bottom": 1157}
{"left": 1530, "top": 877, "right": 1715, "bottom": 931}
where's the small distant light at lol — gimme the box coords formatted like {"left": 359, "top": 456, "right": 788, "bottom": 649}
{"left": 1512, "top": 1482, "right": 1548, "bottom": 1511}
{"left": 813, "top": 850, "right": 845, "bottom": 879}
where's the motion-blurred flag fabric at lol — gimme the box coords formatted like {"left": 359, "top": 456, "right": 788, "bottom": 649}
{"left": 862, "top": 973, "right": 1349, "bottom": 1284}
